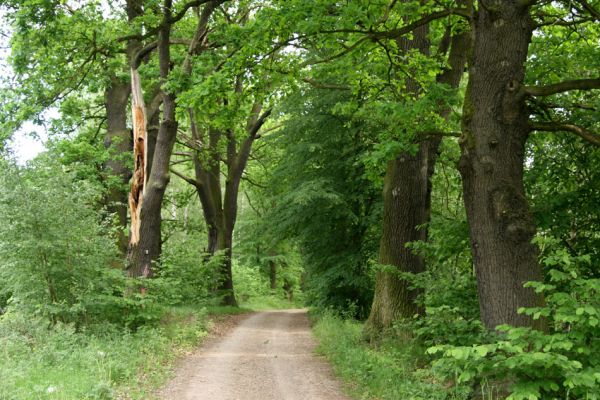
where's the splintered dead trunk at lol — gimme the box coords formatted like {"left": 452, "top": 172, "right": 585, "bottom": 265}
{"left": 127, "top": 15, "right": 178, "bottom": 277}
{"left": 104, "top": 78, "right": 131, "bottom": 255}
{"left": 458, "top": 2, "right": 544, "bottom": 330}
{"left": 126, "top": 68, "right": 148, "bottom": 276}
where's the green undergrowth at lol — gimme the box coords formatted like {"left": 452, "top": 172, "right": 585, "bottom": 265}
{"left": 312, "top": 312, "right": 470, "bottom": 400}
{"left": 0, "top": 295, "right": 303, "bottom": 400}
{"left": 240, "top": 294, "right": 303, "bottom": 310}
{"left": 0, "top": 306, "right": 210, "bottom": 400}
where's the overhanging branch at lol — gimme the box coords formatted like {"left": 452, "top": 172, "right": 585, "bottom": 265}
{"left": 530, "top": 121, "right": 600, "bottom": 147}
{"left": 171, "top": 168, "right": 203, "bottom": 188}
{"left": 524, "top": 78, "right": 600, "bottom": 96}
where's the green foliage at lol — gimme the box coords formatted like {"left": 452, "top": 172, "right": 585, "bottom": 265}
{"left": 0, "top": 158, "right": 121, "bottom": 323}
{"left": 150, "top": 234, "right": 221, "bottom": 306}
{"left": 261, "top": 87, "right": 381, "bottom": 318}
{"left": 232, "top": 260, "right": 272, "bottom": 303}
{"left": 0, "top": 306, "right": 208, "bottom": 400}
{"left": 428, "top": 241, "right": 600, "bottom": 399}
{"left": 313, "top": 311, "right": 470, "bottom": 400}
{"left": 526, "top": 135, "right": 600, "bottom": 270}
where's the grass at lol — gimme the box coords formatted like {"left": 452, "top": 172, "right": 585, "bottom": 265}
{"left": 0, "top": 306, "right": 210, "bottom": 400}
{"left": 0, "top": 294, "right": 303, "bottom": 400}
{"left": 312, "top": 312, "right": 470, "bottom": 400}
{"left": 239, "top": 294, "right": 303, "bottom": 310}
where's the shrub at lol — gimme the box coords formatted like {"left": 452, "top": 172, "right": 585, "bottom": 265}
{"left": 428, "top": 242, "right": 600, "bottom": 399}
{"left": 0, "top": 159, "right": 123, "bottom": 324}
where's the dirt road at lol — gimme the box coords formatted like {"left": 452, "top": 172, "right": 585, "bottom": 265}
{"left": 158, "top": 309, "right": 350, "bottom": 400}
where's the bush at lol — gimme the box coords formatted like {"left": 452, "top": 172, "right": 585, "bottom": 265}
{"left": 150, "top": 235, "right": 221, "bottom": 306}
{"left": 0, "top": 159, "right": 123, "bottom": 323}
{"left": 428, "top": 241, "right": 600, "bottom": 399}
{"left": 0, "top": 306, "right": 208, "bottom": 399}
{"left": 313, "top": 311, "right": 470, "bottom": 400}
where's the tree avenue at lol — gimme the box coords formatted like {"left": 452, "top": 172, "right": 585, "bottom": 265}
{"left": 1, "top": 0, "right": 599, "bottom": 398}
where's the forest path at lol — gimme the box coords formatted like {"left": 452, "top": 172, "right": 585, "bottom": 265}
{"left": 157, "top": 309, "right": 350, "bottom": 400}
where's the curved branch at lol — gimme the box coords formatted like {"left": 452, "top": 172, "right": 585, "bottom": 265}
{"left": 171, "top": 168, "right": 203, "bottom": 188}
{"left": 530, "top": 121, "right": 600, "bottom": 147}
{"left": 169, "top": 0, "right": 227, "bottom": 24}
{"left": 132, "top": 39, "right": 192, "bottom": 69}
{"left": 318, "top": 8, "right": 470, "bottom": 39}
{"left": 524, "top": 79, "right": 600, "bottom": 96}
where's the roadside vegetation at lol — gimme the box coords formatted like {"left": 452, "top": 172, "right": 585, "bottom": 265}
{"left": 1, "top": 1, "right": 599, "bottom": 399}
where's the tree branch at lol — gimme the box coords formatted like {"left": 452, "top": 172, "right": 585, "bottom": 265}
{"left": 171, "top": 168, "right": 203, "bottom": 188}
{"left": 530, "top": 121, "right": 600, "bottom": 147}
{"left": 132, "top": 39, "right": 192, "bottom": 68}
{"left": 576, "top": 0, "right": 600, "bottom": 19}
{"left": 524, "top": 78, "right": 600, "bottom": 96}
{"left": 248, "top": 109, "right": 273, "bottom": 138}
{"left": 318, "top": 8, "right": 470, "bottom": 39}
{"left": 169, "top": 0, "right": 227, "bottom": 24}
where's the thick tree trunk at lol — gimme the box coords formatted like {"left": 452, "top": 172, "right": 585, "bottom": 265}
{"left": 104, "top": 78, "right": 131, "bottom": 255}
{"left": 365, "top": 140, "right": 439, "bottom": 332}
{"left": 365, "top": 23, "right": 431, "bottom": 335}
{"left": 127, "top": 4, "right": 177, "bottom": 278}
{"left": 458, "top": 2, "right": 544, "bottom": 330}
{"left": 365, "top": 22, "right": 469, "bottom": 335}
{"left": 215, "top": 225, "right": 237, "bottom": 306}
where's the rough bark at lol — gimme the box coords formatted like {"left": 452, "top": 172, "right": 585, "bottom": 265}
{"left": 215, "top": 225, "right": 236, "bottom": 305}
{"left": 104, "top": 77, "right": 132, "bottom": 255}
{"left": 365, "top": 19, "right": 469, "bottom": 335}
{"left": 179, "top": 105, "right": 270, "bottom": 306}
{"left": 269, "top": 259, "right": 277, "bottom": 290}
{"left": 127, "top": 0, "right": 178, "bottom": 277}
{"left": 458, "top": 1, "right": 545, "bottom": 330}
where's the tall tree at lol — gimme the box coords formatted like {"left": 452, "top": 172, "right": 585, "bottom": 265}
{"left": 125, "top": 0, "right": 224, "bottom": 278}
{"left": 103, "top": 77, "right": 132, "bottom": 255}
{"left": 1, "top": 1, "right": 136, "bottom": 254}
{"left": 458, "top": 0, "right": 599, "bottom": 329}
{"left": 364, "top": 4, "right": 470, "bottom": 333}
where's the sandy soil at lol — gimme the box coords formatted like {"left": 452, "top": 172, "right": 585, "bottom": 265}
{"left": 157, "top": 309, "right": 350, "bottom": 400}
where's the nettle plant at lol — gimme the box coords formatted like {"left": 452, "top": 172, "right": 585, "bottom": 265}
{"left": 428, "top": 238, "right": 600, "bottom": 400}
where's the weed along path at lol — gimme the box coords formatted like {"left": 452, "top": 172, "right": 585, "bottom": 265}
{"left": 158, "top": 309, "right": 350, "bottom": 400}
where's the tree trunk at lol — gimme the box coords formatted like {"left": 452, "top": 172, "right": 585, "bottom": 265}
{"left": 215, "top": 224, "right": 237, "bottom": 306}
{"left": 127, "top": 4, "right": 177, "bottom": 278}
{"left": 104, "top": 78, "right": 131, "bottom": 255}
{"left": 458, "top": 2, "right": 544, "bottom": 330}
{"left": 365, "top": 21, "right": 469, "bottom": 335}
{"left": 365, "top": 140, "right": 438, "bottom": 333}
{"left": 269, "top": 259, "right": 277, "bottom": 290}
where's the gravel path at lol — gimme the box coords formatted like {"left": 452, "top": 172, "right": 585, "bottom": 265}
{"left": 158, "top": 309, "right": 350, "bottom": 400}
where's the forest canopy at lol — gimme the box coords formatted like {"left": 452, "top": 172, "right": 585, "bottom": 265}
{"left": 0, "top": 0, "right": 599, "bottom": 399}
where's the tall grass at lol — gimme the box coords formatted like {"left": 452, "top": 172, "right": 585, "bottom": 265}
{"left": 312, "top": 312, "right": 470, "bottom": 400}
{"left": 0, "top": 307, "right": 208, "bottom": 400}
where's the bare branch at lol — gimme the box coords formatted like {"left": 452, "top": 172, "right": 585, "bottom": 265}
{"left": 241, "top": 174, "right": 267, "bottom": 189}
